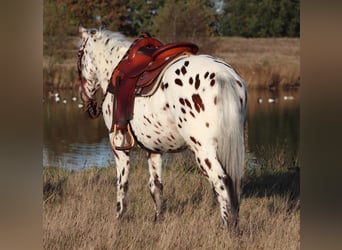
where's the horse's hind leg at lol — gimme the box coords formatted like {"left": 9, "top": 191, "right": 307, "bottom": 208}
{"left": 112, "top": 147, "right": 130, "bottom": 219}
{"left": 192, "top": 146, "right": 239, "bottom": 228}
{"left": 147, "top": 152, "right": 164, "bottom": 221}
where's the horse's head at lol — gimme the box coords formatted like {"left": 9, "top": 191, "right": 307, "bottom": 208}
{"left": 77, "top": 25, "right": 103, "bottom": 118}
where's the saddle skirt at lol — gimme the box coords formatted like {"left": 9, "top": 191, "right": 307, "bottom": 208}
{"left": 108, "top": 33, "right": 199, "bottom": 97}
{"left": 137, "top": 53, "right": 195, "bottom": 96}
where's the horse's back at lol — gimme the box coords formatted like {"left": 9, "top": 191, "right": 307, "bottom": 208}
{"left": 129, "top": 54, "right": 247, "bottom": 152}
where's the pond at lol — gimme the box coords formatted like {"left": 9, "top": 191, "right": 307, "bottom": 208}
{"left": 43, "top": 89, "right": 300, "bottom": 170}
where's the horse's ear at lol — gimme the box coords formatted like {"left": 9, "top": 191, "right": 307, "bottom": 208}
{"left": 79, "top": 24, "right": 87, "bottom": 38}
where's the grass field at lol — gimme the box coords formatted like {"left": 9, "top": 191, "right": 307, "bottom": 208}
{"left": 43, "top": 147, "right": 300, "bottom": 249}
{"left": 43, "top": 36, "right": 299, "bottom": 91}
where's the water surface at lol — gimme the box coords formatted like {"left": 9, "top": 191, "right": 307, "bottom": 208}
{"left": 43, "top": 89, "right": 299, "bottom": 170}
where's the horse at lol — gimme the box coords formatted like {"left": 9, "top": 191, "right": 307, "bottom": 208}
{"left": 77, "top": 26, "right": 247, "bottom": 228}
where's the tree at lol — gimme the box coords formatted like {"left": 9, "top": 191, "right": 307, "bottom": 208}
{"left": 63, "top": 0, "right": 128, "bottom": 32}
{"left": 44, "top": 0, "right": 71, "bottom": 59}
{"left": 122, "top": 0, "right": 165, "bottom": 36}
{"left": 151, "top": 0, "right": 217, "bottom": 46}
{"left": 219, "top": 0, "right": 299, "bottom": 37}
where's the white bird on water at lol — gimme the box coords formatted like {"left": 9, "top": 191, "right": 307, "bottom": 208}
{"left": 54, "top": 93, "right": 61, "bottom": 103}
{"left": 283, "top": 95, "right": 294, "bottom": 101}
{"left": 268, "top": 97, "right": 276, "bottom": 103}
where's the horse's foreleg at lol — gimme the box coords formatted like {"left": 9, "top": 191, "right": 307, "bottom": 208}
{"left": 111, "top": 133, "right": 131, "bottom": 219}
{"left": 147, "top": 152, "right": 164, "bottom": 221}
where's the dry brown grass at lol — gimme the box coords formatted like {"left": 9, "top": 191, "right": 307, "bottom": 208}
{"left": 211, "top": 37, "right": 300, "bottom": 90}
{"left": 43, "top": 149, "right": 300, "bottom": 249}
{"left": 43, "top": 37, "right": 299, "bottom": 91}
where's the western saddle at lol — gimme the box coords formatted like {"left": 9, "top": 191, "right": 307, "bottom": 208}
{"left": 107, "top": 32, "right": 199, "bottom": 150}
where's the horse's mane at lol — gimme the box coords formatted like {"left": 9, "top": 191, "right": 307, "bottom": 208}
{"left": 97, "top": 27, "right": 130, "bottom": 45}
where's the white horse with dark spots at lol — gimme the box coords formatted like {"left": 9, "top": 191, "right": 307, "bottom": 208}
{"left": 78, "top": 26, "right": 247, "bottom": 228}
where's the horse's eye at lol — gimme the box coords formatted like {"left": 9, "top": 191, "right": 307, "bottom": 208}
{"left": 90, "top": 29, "right": 97, "bottom": 35}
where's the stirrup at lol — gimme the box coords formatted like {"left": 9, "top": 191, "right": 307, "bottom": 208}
{"left": 111, "top": 123, "right": 135, "bottom": 151}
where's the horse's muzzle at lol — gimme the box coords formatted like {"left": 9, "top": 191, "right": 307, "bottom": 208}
{"left": 79, "top": 87, "right": 101, "bottom": 119}
{"left": 86, "top": 98, "right": 101, "bottom": 119}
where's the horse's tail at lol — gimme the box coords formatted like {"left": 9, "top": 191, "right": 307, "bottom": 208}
{"left": 216, "top": 72, "right": 246, "bottom": 212}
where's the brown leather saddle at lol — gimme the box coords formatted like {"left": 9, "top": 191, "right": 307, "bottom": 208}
{"left": 107, "top": 32, "right": 198, "bottom": 150}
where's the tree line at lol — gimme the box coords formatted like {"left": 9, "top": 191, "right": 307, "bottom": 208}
{"left": 44, "top": 0, "right": 299, "bottom": 36}
{"left": 44, "top": 0, "right": 299, "bottom": 58}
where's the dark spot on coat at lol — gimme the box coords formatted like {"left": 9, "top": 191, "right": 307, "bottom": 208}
{"left": 184, "top": 61, "right": 189, "bottom": 67}
{"left": 189, "top": 77, "right": 193, "bottom": 85}
{"left": 190, "top": 136, "right": 201, "bottom": 146}
{"left": 190, "top": 136, "right": 197, "bottom": 144}
{"left": 123, "top": 182, "right": 129, "bottom": 192}
{"left": 195, "top": 74, "right": 200, "bottom": 90}
{"left": 179, "top": 98, "right": 185, "bottom": 105}
{"left": 175, "top": 69, "right": 180, "bottom": 75}
{"left": 236, "top": 80, "right": 243, "bottom": 87}
{"left": 192, "top": 94, "right": 205, "bottom": 113}
{"left": 181, "top": 66, "right": 187, "bottom": 75}
{"left": 144, "top": 115, "right": 152, "bottom": 124}
{"left": 204, "top": 158, "right": 212, "bottom": 169}
{"left": 210, "top": 80, "right": 215, "bottom": 86}
{"left": 175, "top": 78, "right": 183, "bottom": 86}
{"left": 154, "top": 177, "right": 163, "bottom": 191}
{"left": 204, "top": 72, "right": 209, "bottom": 79}
{"left": 185, "top": 99, "right": 192, "bottom": 109}
{"left": 199, "top": 165, "right": 209, "bottom": 177}
{"left": 209, "top": 73, "right": 216, "bottom": 79}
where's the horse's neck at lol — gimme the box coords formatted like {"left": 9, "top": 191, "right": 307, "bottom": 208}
{"left": 93, "top": 39, "right": 130, "bottom": 93}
